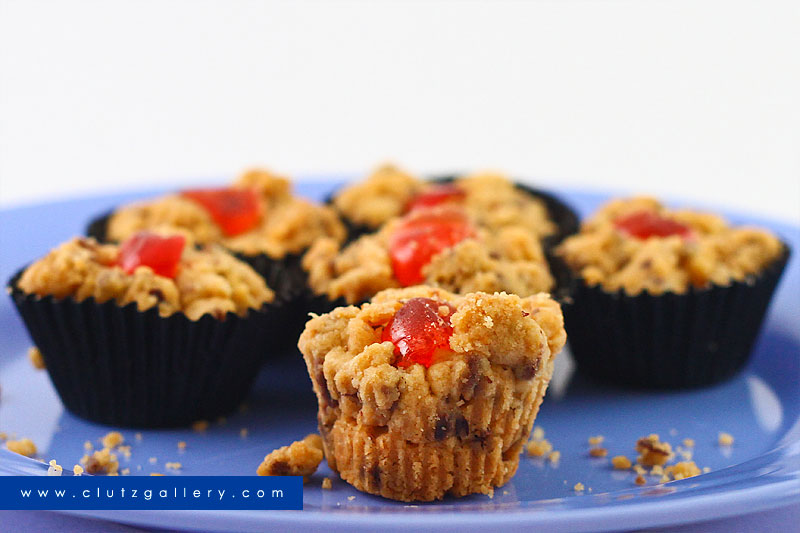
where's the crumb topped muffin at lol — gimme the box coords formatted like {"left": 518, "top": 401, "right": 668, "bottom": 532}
{"left": 298, "top": 286, "right": 566, "bottom": 501}
{"left": 105, "top": 168, "right": 345, "bottom": 259}
{"left": 555, "top": 196, "right": 788, "bottom": 388}
{"left": 331, "top": 164, "right": 557, "bottom": 237}
{"left": 303, "top": 204, "right": 555, "bottom": 305}
{"left": 557, "top": 196, "right": 783, "bottom": 295}
{"left": 9, "top": 232, "right": 281, "bottom": 426}
{"left": 18, "top": 235, "right": 273, "bottom": 321}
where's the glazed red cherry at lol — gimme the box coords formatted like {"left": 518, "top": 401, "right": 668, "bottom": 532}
{"left": 182, "top": 187, "right": 263, "bottom": 236}
{"left": 389, "top": 209, "right": 476, "bottom": 286}
{"left": 615, "top": 210, "right": 693, "bottom": 239}
{"left": 381, "top": 297, "right": 456, "bottom": 368}
{"left": 407, "top": 183, "right": 466, "bottom": 212}
{"left": 117, "top": 232, "right": 186, "bottom": 278}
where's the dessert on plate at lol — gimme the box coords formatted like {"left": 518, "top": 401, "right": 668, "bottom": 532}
{"left": 8, "top": 232, "right": 279, "bottom": 427}
{"left": 298, "top": 286, "right": 566, "bottom": 501}
{"left": 555, "top": 196, "right": 789, "bottom": 388}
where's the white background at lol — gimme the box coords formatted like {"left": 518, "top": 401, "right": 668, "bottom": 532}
{"left": 1, "top": 0, "right": 798, "bottom": 223}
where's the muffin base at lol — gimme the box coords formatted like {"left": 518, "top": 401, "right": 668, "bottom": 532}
{"left": 556, "top": 245, "right": 790, "bottom": 388}
{"left": 8, "top": 269, "right": 281, "bottom": 428}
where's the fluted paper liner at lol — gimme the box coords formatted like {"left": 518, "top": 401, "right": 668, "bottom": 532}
{"left": 8, "top": 269, "right": 282, "bottom": 428}
{"left": 556, "top": 245, "right": 790, "bottom": 388}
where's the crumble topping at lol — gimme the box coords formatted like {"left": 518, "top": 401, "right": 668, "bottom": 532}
{"left": 81, "top": 448, "right": 119, "bottom": 475}
{"left": 17, "top": 237, "right": 274, "bottom": 321}
{"left": 107, "top": 169, "right": 345, "bottom": 258}
{"left": 718, "top": 432, "right": 734, "bottom": 446}
{"left": 28, "top": 347, "right": 45, "bottom": 370}
{"left": 636, "top": 434, "right": 673, "bottom": 466}
{"left": 557, "top": 196, "right": 783, "bottom": 295}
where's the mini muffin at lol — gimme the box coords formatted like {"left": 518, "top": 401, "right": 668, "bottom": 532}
{"left": 8, "top": 232, "right": 279, "bottom": 427}
{"left": 330, "top": 164, "right": 577, "bottom": 245}
{"left": 89, "top": 168, "right": 346, "bottom": 299}
{"left": 305, "top": 171, "right": 578, "bottom": 311}
{"left": 555, "top": 196, "right": 789, "bottom": 388}
{"left": 298, "top": 286, "right": 566, "bottom": 501}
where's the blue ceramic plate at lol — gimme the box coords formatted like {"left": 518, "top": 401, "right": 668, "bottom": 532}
{"left": 1, "top": 183, "right": 798, "bottom": 533}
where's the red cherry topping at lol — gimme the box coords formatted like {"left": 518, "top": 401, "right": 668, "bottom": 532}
{"left": 389, "top": 209, "right": 476, "bottom": 286}
{"left": 615, "top": 210, "right": 693, "bottom": 239}
{"left": 381, "top": 297, "right": 456, "bottom": 368}
{"left": 407, "top": 183, "right": 466, "bottom": 212}
{"left": 182, "top": 187, "right": 263, "bottom": 236}
{"left": 117, "top": 232, "right": 186, "bottom": 278}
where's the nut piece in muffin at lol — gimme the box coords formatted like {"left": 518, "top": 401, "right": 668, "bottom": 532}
{"left": 257, "top": 434, "right": 324, "bottom": 481}
{"left": 298, "top": 286, "right": 566, "bottom": 501}
{"left": 557, "top": 196, "right": 784, "bottom": 295}
{"left": 17, "top": 234, "right": 273, "bottom": 321}
{"left": 304, "top": 189, "right": 555, "bottom": 305}
{"left": 106, "top": 168, "right": 345, "bottom": 258}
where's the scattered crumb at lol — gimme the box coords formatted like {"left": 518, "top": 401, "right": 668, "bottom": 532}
{"left": 240, "top": 428, "right": 249, "bottom": 438}
{"left": 101, "top": 431, "right": 124, "bottom": 450}
{"left": 83, "top": 441, "right": 93, "bottom": 451}
{"left": 121, "top": 468, "right": 130, "bottom": 476}
{"left": 636, "top": 434, "right": 673, "bottom": 466}
{"left": 6, "top": 438, "right": 37, "bottom": 457}
{"left": 573, "top": 482, "right": 585, "bottom": 492}
{"left": 150, "top": 473, "right": 164, "bottom": 476}
{"left": 322, "top": 477, "right": 332, "bottom": 490}
{"left": 135, "top": 433, "right": 143, "bottom": 441}
{"left": 257, "top": 434, "right": 324, "bottom": 480}
{"left": 666, "top": 461, "right": 701, "bottom": 480}
{"left": 718, "top": 432, "right": 734, "bottom": 446}
{"left": 148, "top": 457, "right": 157, "bottom": 465}
{"left": 651, "top": 465, "right": 664, "bottom": 476}
{"left": 178, "top": 441, "right": 187, "bottom": 450}
{"left": 73, "top": 465, "right": 84, "bottom": 476}
{"left": 117, "top": 446, "right": 132, "bottom": 459}
{"left": 0, "top": 432, "right": 6, "bottom": 441}
{"left": 81, "top": 448, "right": 119, "bottom": 475}
{"left": 588, "top": 435, "right": 604, "bottom": 446}
{"left": 526, "top": 439, "right": 553, "bottom": 457}
{"left": 589, "top": 447, "right": 608, "bottom": 458}
{"left": 28, "top": 347, "right": 45, "bottom": 370}
{"left": 633, "top": 464, "right": 646, "bottom": 476}
{"left": 548, "top": 450, "right": 561, "bottom": 463}
{"left": 532, "top": 426, "right": 545, "bottom": 441}
{"left": 682, "top": 438, "right": 695, "bottom": 448}
{"left": 703, "top": 466, "right": 711, "bottom": 473}
{"left": 612, "top": 456, "right": 632, "bottom": 470}
{"left": 47, "top": 459, "right": 63, "bottom": 476}
{"left": 634, "top": 474, "right": 646, "bottom": 486}
{"left": 347, "top": 496, "right": 356, "bottom": 501}
{"left": 660, "top": 474, "right": 670, "bottom": 483}
{"left": 192, "top": 420, "right": 209, "bottom": 433}
{"left": 165, "top": 462, "right": 182, "bottom": 470}
{"left": 680, "top": 449, "right": 693, "bottom": 461}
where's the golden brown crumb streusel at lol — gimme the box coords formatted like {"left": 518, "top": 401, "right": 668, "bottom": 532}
{"left": 101, "top": 431, "right": 124, "bottom": 450}
{"left": 17, "top": 237, "right": 273, "bottom": 321}
{"left": 557, "top": 196, "right": 783, "bottom": 295}
{"left": 303, "top": 206, "right": 554, "bottom": 304}
{"left": 107, "top": 169, "right": 345, "bottom": 258}
{"left": 612, "top": 456, "right": 632, "bottom": 470}
{"left": 257, "top": 434, "right": 324, "bottom": 480}
{"left": 6, "top": 438, "right": 37, "bottom": 457}
{"left": 333, "top": 166, "right": 557, "bottom": 236}
{"left": 526, "top": 439, "right": 553, "bottom": 457}
{"left": 299, "top": 286, "right": 566, "bottom": 501}
{"left": 718, "top": 432, "right": 734, "bottom": 446}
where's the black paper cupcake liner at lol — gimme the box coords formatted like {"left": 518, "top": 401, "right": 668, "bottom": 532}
{"left": 555, "top": 245, "right": 790, "bottom": 389}
{"left": 8, "top": 269, "right": 284, "bottom": 428}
